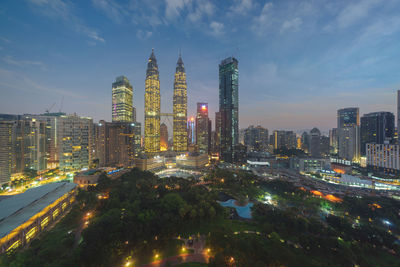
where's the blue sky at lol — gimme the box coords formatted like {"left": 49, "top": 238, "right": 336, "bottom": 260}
{"left": 0, "top": 0, "right": 399, "bottom": 132}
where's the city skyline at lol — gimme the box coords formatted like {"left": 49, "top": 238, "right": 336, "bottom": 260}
{"left": 0, "top": 0, "right": 399, "bottom": 131}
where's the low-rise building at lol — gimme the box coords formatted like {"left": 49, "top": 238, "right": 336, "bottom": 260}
{"left": 0, "top": 182, "right": 76, "bottom": 253}
{"left": 176, "top": 153, "right": 209, "bottom": 169}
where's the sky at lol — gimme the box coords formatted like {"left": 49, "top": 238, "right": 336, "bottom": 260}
{"left": 0, "top": 0, "right": 399, "bottom": 133}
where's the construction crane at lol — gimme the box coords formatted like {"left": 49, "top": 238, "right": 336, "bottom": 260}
{"left": 45, "top": 102, "right": 56, "bottom": 114}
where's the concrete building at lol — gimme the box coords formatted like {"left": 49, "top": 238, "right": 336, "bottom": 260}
{"left": 338, "top": 126, "right": 360, "bottom": 162}
{"left": 329, "top": 128, "right": 338, "bottom": 154}
{"left": 135, "top": 156, "right": 164, "bottom": 171}
{"left": 0, "top": 121, "right": 14, "bottom": 185}
{"left": 272, "top": 130, "right": 296, "bottom": 150}
{"left": 290, "top": 157, "right": 330, "bottom": 173}
{"left": 59, "top": 114, "right": 93, "bottom": 171}
{"left": 310, "top": 128, "right": 321, "bottom": 158}
{"left": 0, "top": 182, "right": 76, "bottom": 253}
{"left": 176, "top": 153, "right": 209, "bottom": 169}
{"left": 367, "top": 143, "right": 399, "bottom": 175}
{"left": 14, "top": 118, "right": 47, "bottom": 174}
{"left": 219, "top": 57, "right": 239, "bottom": 163}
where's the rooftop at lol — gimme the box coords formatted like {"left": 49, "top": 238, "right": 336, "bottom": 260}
{"left": 0, "top": 182, "right": 76, "bottom": 239}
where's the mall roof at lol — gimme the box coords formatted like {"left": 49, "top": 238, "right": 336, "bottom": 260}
{"left": 0, "top": 182, "right": 76, "bottom": 239}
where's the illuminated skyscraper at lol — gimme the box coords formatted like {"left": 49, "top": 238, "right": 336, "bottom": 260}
{"left": 112, "top": 76, "right": 133, "bottom": 122}
{"left": 173, "top": 54, "right": 188, "bottom": 152}
{"left": 187, "top": 116, "right": 195, "bottom": 145}
{"left": 144, "top": 49, "right": 161, "bottom": 155}
{"left": 0, "top": 121, "right": 14, "bottom": 185}
{"left": 219, "top": 57, "right": 239, "bottom": 163}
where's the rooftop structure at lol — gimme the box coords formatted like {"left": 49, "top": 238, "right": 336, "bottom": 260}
{"left": 0, "top": 182, "right": 76, "bottom": 253}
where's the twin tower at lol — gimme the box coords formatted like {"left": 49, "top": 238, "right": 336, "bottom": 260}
{"left": 145, "top": 49, "right": 187, "bottom": 155}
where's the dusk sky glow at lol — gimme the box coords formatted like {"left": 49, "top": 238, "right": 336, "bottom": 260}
{"left": 0, "top": 0, "right": 399, "bottom": 132}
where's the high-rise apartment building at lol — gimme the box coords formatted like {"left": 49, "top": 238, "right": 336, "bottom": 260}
{"left": 160, "top": 123, "right": 168, "bottom": 151}
{"left": 112, "top": 76, "right": 133, "bottom": 122}
{"left": 59, "top": 114, "right": 92, "bottom": 171}
{"left": 0, "top": 121, "right": 14, "bottom": 185}
{"left": 26, "top": 113, "right": 65, "bottom": 169}
{"left": 144, "top": 49, "right": 161, "bottom": 155}
{"left": 173, "top": 54, "right": 188, "bottom": 152}
{"left": 14, "top": 118, "right": 47, "bottom": 173}
{"left": 196, "top": 103, "right": 211, "bottom": 153}
{"left": 329, "top": 128, "right": 338, "bottom": 154}
{"left": 360, "top": 112, "right": 395, "bottom": 155}
{"left": 219, "top": 57, "right": 239, "bottom": 163}
{"left": 132, "top": 122, "right": 142, "bottom": 157}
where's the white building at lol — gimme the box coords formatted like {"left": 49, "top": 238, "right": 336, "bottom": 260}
{"left": 366, "top": 143, "right": 400, "bottom": 175}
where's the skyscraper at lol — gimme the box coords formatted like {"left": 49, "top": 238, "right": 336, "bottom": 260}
{"left": 0, "top": 121, "right": 14, "bottom": 185}
{"left": 360, "top": 112, "right": 395, "bottom": 155}
{"left": 214, "top": 112, "right": 221, "bottom": 153}
{"left": 196, "top": 103, "right": 211, "bottom": 153}
{"left": 112, "top": 76, "right": 133, "bottom": 122}
{"left": 337, "top": 107, "right": 360, "bottom": 161}
{"left": 219, "top": 57, "right": 239, "bottom": 163}
{"left": 244, "top": 125, "right": 269, "bottom": 151}
{"left": 173, "top": 54, "right": 188, "bottom": 152}
{"left": 187, "top": 116, "right": 196, "bottom": 145}
{"left": 160, "top": 123, "right": 168, "bottom": 151}
{"left": 144, "top": 49, "right": 161, "bottom": 155}
{"left": 397, "top": 90, "right": 400, "bottom": 140}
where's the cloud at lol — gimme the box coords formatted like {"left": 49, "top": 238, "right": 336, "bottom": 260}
{"left": 229, "top": 0, "right": 254, "bottom": 15}
{"left": 92, "top": 0, "right": 126, "bottom": 23}
{"left": 281, "top": 17, "right": 302, "bottom": 33}
{"left": 209, "top": 21, "right": 224, "bottom": 37}
{"left": 251, "top": 2, "right": 273, "bottom": 35}
{"left": 337, "top": 0, "right": 381, "bottom": 28}
{"left": 165, "top": 0, "right": 192, "bottom": 20}
{"left": 0, "top": 37, "right": 10, "bottom": 43}
{"left": 187, "top": 0, "right": 214, "bottom": 22}
{"left": 136, "top": 30, "right": 153, "bottom": 40}
{"left": 0, "top": 68, "right": 82, "bottom": 98}
{"left": 2, "top": 56, "right": 47, "bottom": 70}
{"left": 27, "top": 0, "right": 105, "bottom": 43}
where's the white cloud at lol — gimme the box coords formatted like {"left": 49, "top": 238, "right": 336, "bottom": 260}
{"left": 27, "top": 0, "right": 105, "bottom": 43}
{"left": 92, "top": 0, "right": 127, "bottom": 23}
{"left": 3, "top": 56, "right": 47, "bottom": 70}
{"left": 165, "top": 0, "right": 192, "bottom": 20}
{"left": 209, "top": 21, "right": 224, "bottom": 37}
{"left": 187, "top": 0, "right": 214, "bottom": 22}
{"left": 251, "top": 2, "right": 273, "bottom": 35}
{"left": 337, "top": 0, "right": 381, "bottom": 28}
{"left": 229, "top": 0, "right": 254, "bottom": 15}
{"left": 136, "top": 30, "right": 153, "bottom": 40}
{"left": 281, "top": 17, "right": 302, "bottom": 33}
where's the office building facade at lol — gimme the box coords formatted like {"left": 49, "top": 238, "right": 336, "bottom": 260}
{"left": 361, "top": 112, "right": 395, "bottom": 155}
{"left": 219, "top": 57, "right": 239, "bottom": 163}
{"left": 244, "top": 125, "right": 269, "bottom": 151}
{"left": 0, "top": 121, "right": 14, "bottom": 185}
{"left": 367, "top": 143, "right": 399, "bottom": 175}
{"left": 112, "top": 76, "right": 133, "bottom": 122}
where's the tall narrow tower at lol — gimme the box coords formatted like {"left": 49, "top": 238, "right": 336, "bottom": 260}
{"left": 144, "top": 49, "right": 161, "bottom": 155}
{"left": 219, "top": 57, "right": 239, "bottom": 163}
{"left": 173, "top": 54, "right": 188, "bottom": 152}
